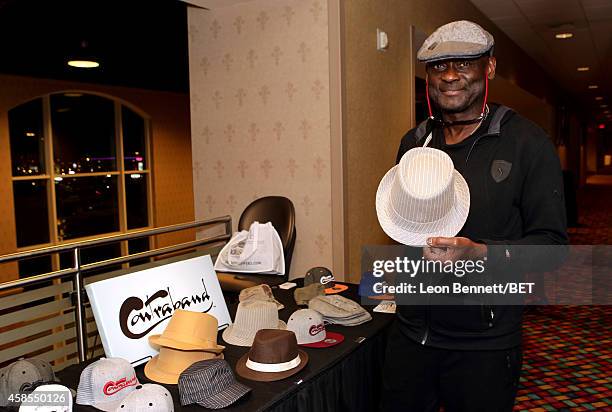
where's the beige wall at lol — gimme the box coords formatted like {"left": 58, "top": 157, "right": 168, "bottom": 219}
{"left": 341, "top": 0, "right": 564, "bottom": 281}
{"left": 188, "top": 0, "right": 333, "bottom": 279}
{"left": 0, "top": 75, "right": 194, "bottom": 283}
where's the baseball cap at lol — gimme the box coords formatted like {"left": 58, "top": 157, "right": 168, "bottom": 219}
{"left": 18, "top": 384, "right": 73, "bottom": 412}
{"left": 0, "top": 358, "right": 57, "bottom": 407}
{"left": 76, "top": 358, "right": 139, "bottom": 411}
{"left": 287, "top": 309, "right": 344, "bottom": 348}
{"left": 304, "top": 267, "right": 349, "bottom": 294}
{"left": 358, "top": 271, "right": 394, "bottom": 300}
{"left": 113, "top": 384, "right": 173, "bottom": 412}
{"left": 417, "top": 20, "right": 494, "bottom": 63}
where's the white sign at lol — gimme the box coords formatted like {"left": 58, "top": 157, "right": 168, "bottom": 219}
{"left": 85, "top": 254, "right": 231, "bottom": 366}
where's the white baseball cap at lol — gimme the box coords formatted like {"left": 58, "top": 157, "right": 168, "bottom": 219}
{"left": 113, "top": 384, "right": 173, "bottom": 412}
{"left": 76, "top": 358, "right": 139, "bottom": 411}
{"left": 287, "top": 309, "right": 344, "bottom": 348}
{"left": 18, "top": 384, "right": 73, "bottom": 412}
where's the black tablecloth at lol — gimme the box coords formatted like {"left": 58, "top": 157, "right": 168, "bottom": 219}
{"left": 58, "top": 280, "right": 395, "bottom": 412}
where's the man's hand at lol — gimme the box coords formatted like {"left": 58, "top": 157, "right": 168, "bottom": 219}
{"left": 423, "top": 237, "right": 487, "bottom": 262}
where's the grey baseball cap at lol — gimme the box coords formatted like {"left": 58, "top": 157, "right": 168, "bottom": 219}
{"left": 76, "top": 357, "right": 139, "bottom": 411}
{"left": 0, "top": 358, "right": 57, "bottom": 407}
{"left": 417, "top": 20, "right": 494, "bottom": 63}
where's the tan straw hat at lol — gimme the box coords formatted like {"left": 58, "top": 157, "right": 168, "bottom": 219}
{"left": 144, "top": 346, "right": 224, "bottom": 385}
{"left": 148, "top": 309, "right": 225, "bottom": 353}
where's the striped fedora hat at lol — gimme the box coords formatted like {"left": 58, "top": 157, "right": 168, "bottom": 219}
{"left": 376, "top": 146, "right": 470, "bottom": 246}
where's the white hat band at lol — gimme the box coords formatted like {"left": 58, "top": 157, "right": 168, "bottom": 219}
{"left": 246, "top": 355, "right": 301, "bottom": 373}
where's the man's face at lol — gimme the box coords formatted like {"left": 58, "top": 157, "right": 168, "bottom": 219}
{"left": 426, "top": 56, "right": 495, "bottom": 114}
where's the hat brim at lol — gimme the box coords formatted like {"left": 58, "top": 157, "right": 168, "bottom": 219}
{"left": 144, "top": 353, "right": 224, "bottom": 385}
{"left": 300, "top": 332, "right": 344, "bottom": 348}
{"left": 196, "top": 381, "right": 252, "bottom": 409}
{"left": 148, "top": 335, "right": 225, "bottom": 353}
{"left": 376, "top": 166, "right": 470, "bottom": 247}
{"left": 221, "top": 320, "right": 287, "bottom": 347}
{"left": 324, "top": 284, "right": 349, "bottom": 294}
{"left": 235, "top": 350, "right": 309, "bottom": 382}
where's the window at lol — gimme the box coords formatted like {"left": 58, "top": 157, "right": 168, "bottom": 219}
{"left": 8, "top": 92, "right": 153, "bottom": 277}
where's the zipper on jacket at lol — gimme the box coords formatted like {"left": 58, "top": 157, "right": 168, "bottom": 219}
{"left": 421, "top": 326, "right": 430, "bottom": 345}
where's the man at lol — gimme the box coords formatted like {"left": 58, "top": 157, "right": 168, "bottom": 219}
{"left": 381, "top": 21, "right": 568, "bottom": 411}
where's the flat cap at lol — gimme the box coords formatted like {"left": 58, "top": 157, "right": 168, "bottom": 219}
{"left": 417, "top": 20, "right": 494, "bottom": 63}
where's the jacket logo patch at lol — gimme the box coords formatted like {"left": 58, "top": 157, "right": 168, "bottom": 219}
{"left": 491, "top": 160, "right": 512, "bottom": 183}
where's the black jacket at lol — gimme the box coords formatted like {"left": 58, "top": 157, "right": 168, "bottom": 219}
{"left": 394, "top": 104, "right": 568, "bottom": 350}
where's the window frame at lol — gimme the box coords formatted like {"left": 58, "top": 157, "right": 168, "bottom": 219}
{"left": 9, "top": 91, "right": 155, "bottom": 272}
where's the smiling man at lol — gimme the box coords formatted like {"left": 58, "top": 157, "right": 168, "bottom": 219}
{"left": 381, "top": 21, "right": 568, "bottom": 411}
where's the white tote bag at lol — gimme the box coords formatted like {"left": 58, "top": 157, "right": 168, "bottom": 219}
{"left": 214, "top": 221, "right": 285, "bottom": 275}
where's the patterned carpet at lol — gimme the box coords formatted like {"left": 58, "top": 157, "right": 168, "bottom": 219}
{"left": 515, "top": 180, "right": 612, "bottom": 412}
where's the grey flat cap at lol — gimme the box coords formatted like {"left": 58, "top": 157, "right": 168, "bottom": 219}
{"left": 417, "top": 20, "right": 494, "bottom": 63}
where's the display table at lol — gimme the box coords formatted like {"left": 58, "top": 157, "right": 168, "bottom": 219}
{"left": 58, "top": 280, "right": 395, "bottom": 411}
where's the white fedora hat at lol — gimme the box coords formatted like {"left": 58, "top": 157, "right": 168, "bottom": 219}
{"left": 376, "top": 146, "right": 470, "bottom": 246}
{"left": 222, "top": 300, "right": 286, "bottom": 347}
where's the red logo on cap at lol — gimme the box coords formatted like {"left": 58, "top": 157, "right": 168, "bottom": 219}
{"left": 309, "top": 323, "right": 324, "bottom": 336}
{"left": 103, "top": 375, "right": 137, "bottom": 395}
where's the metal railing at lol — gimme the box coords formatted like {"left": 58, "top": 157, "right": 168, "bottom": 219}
{"left": 0, "top": 216, "right": 232, "bottom": 364}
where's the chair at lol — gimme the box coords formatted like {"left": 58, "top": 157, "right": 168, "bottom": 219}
{"left": 238, "top": 196, "right": 296, "bottom": 281}
{"left": 217, "top": 196, "right": 296, "bottom": 292}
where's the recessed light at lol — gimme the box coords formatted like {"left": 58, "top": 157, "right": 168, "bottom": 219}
{"left": 601, "top": 104, "right": 609, "bottom": 108}
{"left": 555, "top": 33, "right": 573, "bottom": 39}
{"left": 576, "top": 66, "right": 590, "bottom": 71}
{"left": 604, "top": 110, "right": 611, "bottom": 114}
{"left": 67, "top": 60, "right": 100, "bottom": 68}
{"left": 588, "top": 85, "right": 599, "bottom": 89}
{"left": 595, "top": 97, "right": 604, "bottom": 101}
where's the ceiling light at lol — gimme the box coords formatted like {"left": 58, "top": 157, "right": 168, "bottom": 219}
{"left": 555, "top": 33, "right": 573, "bottom": 39}
{"left": 595, "top": 97, "right": 604, "bottom": 101}
{"left": 66, "top": 40, "right": 100, "bottom": 69}
{"left": 604, "top": 110, "right": 610, "bottom": 114}
{"left": 67, "top": 60, "right": 100, "bottom": 68}
{"left": 588, "top": 85, "right": 599, "bottom": 89}
{"left": 576, "top": 66, "right": 590, "bottom": 71}
{"left": 601, "top": 104, "right": 609, "bottom": 108}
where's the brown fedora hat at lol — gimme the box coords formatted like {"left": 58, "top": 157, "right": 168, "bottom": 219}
{"left": 235, "top": 329, "right": 308, "bottom": 382}
{"left": 144, "top": 346, "right": 224, "bottom": 384}
{"left": 149, "top": 309, "right": 225, "bottom": 353}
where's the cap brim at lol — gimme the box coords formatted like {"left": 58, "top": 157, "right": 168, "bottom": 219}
{"left": 235, "top": 350, "right": 309, "bottom": 382}
{"left": 221, "top": 320, "right": 287, "bottom": 347}
{"left": 89, "top": 398, "right": 126, "bottom": 412}
{"left": 149, "top": 335, "right": 224, "bottom": 353}
{"left": 324, "top": 284, "right": 349, "bottom": 294}
{"left": 196, "top": 381, "right": 252, "bottom": 409}
{"left": 300, "top": 332, "right": 344, "bottom": 348}
{"left": 376, "top": 166, "right": 470, "bottom": 247}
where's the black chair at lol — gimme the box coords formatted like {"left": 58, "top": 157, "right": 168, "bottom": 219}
{"left": 217, "top": 196, "right": 296, "bottom": 292}
{"left": 238, "top": 196, "right": 296, "bottom": 281}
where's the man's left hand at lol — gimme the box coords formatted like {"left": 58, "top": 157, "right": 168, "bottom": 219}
{"left": 423, "top": 237, "right": 487, "bottom": 262}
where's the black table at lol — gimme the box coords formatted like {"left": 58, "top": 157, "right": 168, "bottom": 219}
{"left": 58, "top": 281, "right": 395, "bottom": 411}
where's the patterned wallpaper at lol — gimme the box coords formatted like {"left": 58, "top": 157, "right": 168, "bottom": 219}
{"left": 188, "top": 0, "right": 333, "bottom": 279}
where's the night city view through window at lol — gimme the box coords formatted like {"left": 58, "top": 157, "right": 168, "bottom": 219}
{"left": 8, "top": 93, "right": 151, "bottom": 277}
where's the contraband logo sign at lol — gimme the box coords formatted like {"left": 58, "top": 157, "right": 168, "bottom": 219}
{"left": 85, "top": 254, "right": 231, "bottom": 366}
